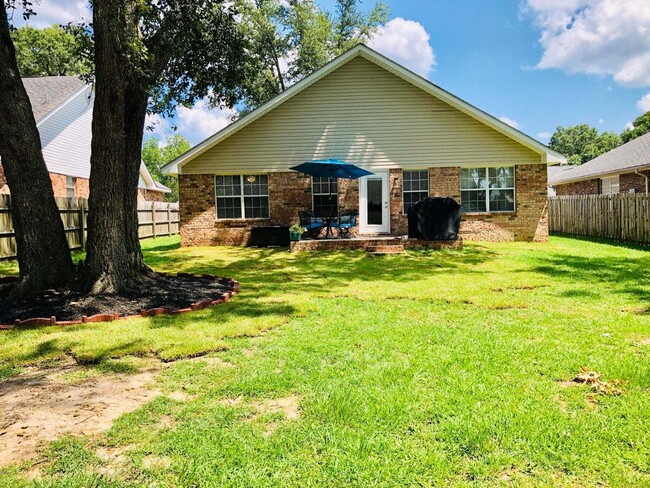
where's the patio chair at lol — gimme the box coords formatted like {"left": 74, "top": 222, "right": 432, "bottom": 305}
{"left": 298, "top": 211, "right": 325, "bottom": 239}
{"left": 331, "top": 209, "right": 358, "bottom": 239}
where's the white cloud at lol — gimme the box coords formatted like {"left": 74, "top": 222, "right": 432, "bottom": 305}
{"left": 499, "top": 116, "right": 520, "bottom": 129}
{"left": 598, "top": 118, "right": 604, "bottom": 124}
{"left": 144, "top": 113, "right": 173, "bottom": 141}
{"left": 638, "top": 93, "right": 650, "bottom": 112}
{"left": 525, "top": 0, "right": 650, "bottom": 87}
{"left": 537, "top": 131, "right": 552, "bottom": 140}
{"left": 369, "top": 18, "right": 436, "bottom": 77}
{"left": 624, "top": 121, "right": 635, "bottom": 131}
{"left": 176, "top": 99, "right": 237, "bottom": 145}
{"left": 15, "top": 0, "right": 91, "bottom": 27}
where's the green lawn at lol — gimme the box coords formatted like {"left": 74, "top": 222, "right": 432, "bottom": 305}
{"left": 1, "top": 236, "right": 650, "bottom": 486}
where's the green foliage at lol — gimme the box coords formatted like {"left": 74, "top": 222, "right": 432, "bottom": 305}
{"left": 332, "top": 0, "right": 389, "bottom": 54}
{"left": 238, "top": 0, "right": 389, "bottom": 113}
{"left": 141, "top": 134, "right": 190, "bottom": 202}
{"left": 11, "top": 25, "right": 88, "bottom": 76}
{"left": 621, "top": 112, "right": 650, "bottom": 143}
{"left": 549, "top": 124, "right": 622, "bottom": 165}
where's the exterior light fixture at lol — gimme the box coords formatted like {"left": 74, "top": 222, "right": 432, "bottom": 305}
{"left": 246, "top": 175, "right": 257, "bottom": 183}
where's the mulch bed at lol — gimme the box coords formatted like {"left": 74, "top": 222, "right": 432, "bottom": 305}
{"left": 0, "top": 273, "right": 238, "bottom": 327}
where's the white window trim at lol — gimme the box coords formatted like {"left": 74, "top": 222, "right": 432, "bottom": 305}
{"left": 461, "top": 166, "right": 516, "bottom": 213}
{"left": 214, "top": 174, "right": 270, "bottom": 220}
{"left": 402, "top": 169, "right": 429, "bottom": 215}
{"left": 600, "top": 175, "right": 620, "bottom": 195}
{"left": 65, "top": 176, "right": 76, "bottom": 199}
{"left": 311, "top": 177, "right": 338, "bottom": 216}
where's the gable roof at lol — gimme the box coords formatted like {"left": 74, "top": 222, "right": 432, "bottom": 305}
{"left": 9, "top": 76, "right": 170, "bottom": 194}
{"left": 550, "top": 132, "right": 650, "bottom": 185}
{"left": 162, "top": 44, "right": 565, "bottom": 175}
{"left": 23, "top": 76, "right": 87, "bottom": 122}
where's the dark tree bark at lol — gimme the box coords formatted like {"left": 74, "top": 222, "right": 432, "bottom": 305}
{"left": 85, "top": 0, "right": 243, "bottom": 294}
{"left": 84, "top": 0, "right": 152, "bottom": 293}
{"left": 0, "top": 4, "right": 74, "bottom": 295}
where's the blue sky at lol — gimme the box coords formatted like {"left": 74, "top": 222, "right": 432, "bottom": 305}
{"left": 16, "top": 0, "right": 650, "bottom": 146}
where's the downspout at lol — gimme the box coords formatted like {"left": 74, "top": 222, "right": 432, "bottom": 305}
{"left": 635, "top": 170, "right": 649, "bottom": 194}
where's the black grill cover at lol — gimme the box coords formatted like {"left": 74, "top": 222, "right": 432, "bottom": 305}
{"left": 407, "top": 197, "right": 462, "bottom": 240}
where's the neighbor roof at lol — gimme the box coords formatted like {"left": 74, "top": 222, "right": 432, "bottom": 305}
{"left": 22, "top": 76, "right": 87, "bottom": 122}
{"left": 550, "top": 132, "right": 650, "bottom": 185}
{"left": 162, "top": 44, "right": 565, "bottom": 175}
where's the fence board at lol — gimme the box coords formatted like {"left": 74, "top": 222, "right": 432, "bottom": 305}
{"left": 0, "top": 197, "right": 179, "bottom": 259}
{"left": 549, "top": 193, "right": 650, "bottom": 244}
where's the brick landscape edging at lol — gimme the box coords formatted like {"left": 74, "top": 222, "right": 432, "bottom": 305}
{"left": 0, "top": 273, "right": 240, "bottom": 330}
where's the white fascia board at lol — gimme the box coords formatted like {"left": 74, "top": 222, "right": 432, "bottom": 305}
{"left": 36, "top": 84, "right": 93, "bottom": 129}
{"left": 552, "top": 163, "right": 650, "bottom": 186}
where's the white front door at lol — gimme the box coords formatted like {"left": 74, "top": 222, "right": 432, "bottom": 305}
{"left": 359, "top": 171, "right": 390, "bottom": 234}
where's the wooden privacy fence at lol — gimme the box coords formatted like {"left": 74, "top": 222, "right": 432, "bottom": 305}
{"left": 0, "top": 195, "right": 179, "bottom": 259}
{"left": 548, "top": 193, "right": 650, "bottom": 244}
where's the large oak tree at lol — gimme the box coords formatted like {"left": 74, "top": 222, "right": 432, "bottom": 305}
{"left": 0, "top": 2, "right": 74, "bottom": 296}
{"left": 85, "top": 0, "right": 245, "bottom": 293}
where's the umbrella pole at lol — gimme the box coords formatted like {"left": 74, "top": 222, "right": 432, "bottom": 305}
{"left": 327, "top": 177, "right": 334, "bottom": 238}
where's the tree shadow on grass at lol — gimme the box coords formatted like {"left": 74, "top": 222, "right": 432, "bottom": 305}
{"left": 143, "top": 245, "right": 498, "bottom": 298}
{"left": 531, "top": 252, "right": 650, "bottom": 303}
{"left": 147, "top": 300, "right": 297, "bottom": 330}
{"left": 552, "top": 233, "right": 650, "bottom": 252}
{"left": 11, "top": 337, "right": 147, "bottom": 365}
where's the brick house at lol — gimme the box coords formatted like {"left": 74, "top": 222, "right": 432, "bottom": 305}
{"left": 0, "top": 76, "right": 170, "bottom": 201}
{"left": 162, "top": 45, "right": 565, "bottom": 246}
{"left": 549, "top": 132, "right": 650, "bottom": 196}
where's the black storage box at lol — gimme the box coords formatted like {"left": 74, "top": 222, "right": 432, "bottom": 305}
{"left": 249, "top": 226, "right": 290, "bottom": 247}
{"left": 407, "top": 197, "right": 462, "bottom": 241}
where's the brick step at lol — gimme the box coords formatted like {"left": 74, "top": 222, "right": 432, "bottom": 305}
{"left": 367, "top": 244, "right": 405, "bottom": 255}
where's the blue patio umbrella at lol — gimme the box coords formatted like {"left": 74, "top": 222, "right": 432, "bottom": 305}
{"left": 290, "top": 159, "right": 373, "bottom": 221}
{"left": 290, "top": 159, "right": 373, "bottom": 236}
{"left": 290, "top": 159, "right": 374, "bottom": 180}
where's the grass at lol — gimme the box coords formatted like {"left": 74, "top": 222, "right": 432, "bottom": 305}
{"left": 1, "top": 235, "right": 650, "bottom": 486}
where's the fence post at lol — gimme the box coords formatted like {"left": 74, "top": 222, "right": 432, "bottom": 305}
{"left": 79, "top": 199, "right": 86, "bottom": 251}
{"left": 167, "top": 203, "right": 171, "bottom": 236}
{"left": 152, "top": 202, "right": 157, "bottom": 238}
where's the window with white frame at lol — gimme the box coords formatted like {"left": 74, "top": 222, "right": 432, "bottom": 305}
{"left": 312, "top": 177, "right": 338, "bottom": 217}
{"left": 215, "top": 175, "right": 269, "bottom": 219}
{"left": 600, "top": 175, "right": 619, "bottom": 195}
{"left": 402, "top": 170, "right": 429, "bottom": 214}
{"left": 66, "top": 176, "right": 76, "bottom": 198}
{"left": 460, "top": 167, "right": 515, "bottom": 212}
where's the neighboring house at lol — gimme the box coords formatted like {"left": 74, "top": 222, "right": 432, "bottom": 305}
{"left": 546, "top": 165, "right": 574, "bottom": 196}
{"left": 549, "top": 132, "right": 650, "bottom": 196}
{"left": 163, "top": 44, "right": 565, "bottom": 245}
{"left": 0, "top": 76, "right": 170, "bottom": 201}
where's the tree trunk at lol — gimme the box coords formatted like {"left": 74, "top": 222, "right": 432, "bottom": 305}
{"left": 0, "top": 5, "right": 74, "bottom": 295}
{"left": 85, "top": 0, "right": 151, "bottom": 294}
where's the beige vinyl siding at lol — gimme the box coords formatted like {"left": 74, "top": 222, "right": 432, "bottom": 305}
{"left": 184, "top": 57, "right": 541, "bottom": 174}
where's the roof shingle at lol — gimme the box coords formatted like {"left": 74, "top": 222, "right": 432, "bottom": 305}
{"left": 22, "top": 76, "right": 86, "bottom": 122}
{"left": 550, "top": 132, "right": 650, "bottom": 185}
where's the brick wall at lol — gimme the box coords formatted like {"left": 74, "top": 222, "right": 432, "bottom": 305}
{"left": 50, "top": 173, "right": 90, "bottom": 198}
{"left": 389, "top": 169, "right": 407, "bottom": 235}
{"left": 458, "top": 164, "right": 548, "bottom": 242}
{"left": 138, "top": 188, "right": 165, "bottom": 202}
{"left": 75, "top": 177, "right": 90, "bottom": 199}
{"left": 554, "top": 171, "right": 650, "bottom": 196}
{"left": 554, "top": 178, "right": 599, "bottom": 195}
{"left": 179, "top": 164, "right": 549, "bottom": 246}
{"left": 620, "top": 170, "right": 650, "bottom": 194}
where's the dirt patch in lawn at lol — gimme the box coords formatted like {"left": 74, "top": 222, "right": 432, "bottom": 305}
{"left": 559, "top": 367, "right": 625, "bottom": 396}
{"left": 0, "top": 358, "right": 160, "bottom": 468}
{"left": 0, "top": 275, "right": 234, "bottom": 324}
